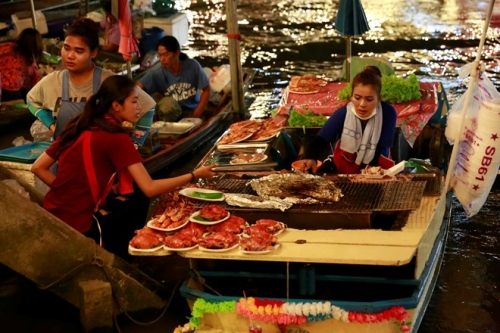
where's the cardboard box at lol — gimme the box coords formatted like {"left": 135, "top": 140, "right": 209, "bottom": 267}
{"left": 11, "top": 11, "right": 48, "bottom": 37}
{"left": 143, "top": 13, "right": 188, "bottom": 46}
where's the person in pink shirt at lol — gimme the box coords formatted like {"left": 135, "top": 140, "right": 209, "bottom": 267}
{"left": 100, "top": 0, "right": 120, "bottom": 52}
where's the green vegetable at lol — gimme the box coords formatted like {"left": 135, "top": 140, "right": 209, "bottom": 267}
{"left": 337, "top": 74, "right": 422, "bottom": 104}
{"left": 288, "top": 110, "right": 327, "bottom": 127}
{"left": 191, "top": 191, "right": 223, "bottom": 199}
{"left": 193, "top": 215, "right": 208, "bottom": 222}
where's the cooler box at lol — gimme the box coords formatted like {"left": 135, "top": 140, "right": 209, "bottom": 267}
{"left": 143, "top": 13, "right": 189, "bottom": 46}
{"left": 11, "top": 10, "right": 48, "bottom": 37}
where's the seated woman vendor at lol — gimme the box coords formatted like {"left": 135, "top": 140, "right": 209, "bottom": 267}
{"left": 136, "top": 35, "right": 210, "bottom": 120}
{"left": 297, "top": 66, "right": 397, "bottom": 174}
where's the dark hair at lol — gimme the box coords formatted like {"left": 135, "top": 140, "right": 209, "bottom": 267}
{"left": 56, "top": 75, "right": 137, "bottom": 157}
{"left": 157, "top": 35, "right": 188, "bottom": 60}
{"left": 101, "top": 0, "right": 112, "bottom": 14}
{"left": 351, "top": 66, "right": 382, "bottom": 96}
{"left": 15, "top": 28, "right": 43, "bottom": 65}
{"left": 65, "top": 18, "right": 100, "bottom": 52}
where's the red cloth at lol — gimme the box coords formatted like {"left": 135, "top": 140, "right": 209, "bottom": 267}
{"left": 118, "top": 0, "right": 140, "bottom": 61}
{"left": 278, "top": 81, "right": 441, "bottom": 147}
{"left": 0, "top": 42, "right": 40, "bottom": 91}
{"left": 44, "top": 130, "right": 142, "bottom": 233}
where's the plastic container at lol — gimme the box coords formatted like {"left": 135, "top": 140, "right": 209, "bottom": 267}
{"left": 141, "top": 27, "right": 165, "bottom": 53}
{"left": 210, "top": 65, "right": 231, "bottom": 92}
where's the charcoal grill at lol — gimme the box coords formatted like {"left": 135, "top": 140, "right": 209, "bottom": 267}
{"left": 195, "top": 179, "right": 427, "bottom": 230}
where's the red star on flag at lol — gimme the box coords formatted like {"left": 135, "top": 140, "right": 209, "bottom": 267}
{"left": 491, "top": 133, "right": 499, "bottom": 141}
{"left": 473, "top": 184, "right": 479, "bottom": 191}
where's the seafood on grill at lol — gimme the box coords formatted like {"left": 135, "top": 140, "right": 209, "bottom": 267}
{"left": 208, "top": 215, "right": 247, "bottom": 234}
{"left": 248, "top": 172, "right": 343, "bottom": 204}
{"left": 129, "top": 227, "right": 165, "bottom": 250}
{"left": 224, "top": 193, "right": 293, "bottom": 212}
{"left": 248, "top": 118, "right": 283, "bottom": 141}
{"left": 199, "top": 205, "right": 229, "bottom": 221}
{"left": 255, "top": 219, "right": 286, "bottom": 234}
{"left": 198, "top": 231, "right": 239, "bottom": 249}
{"left": 218, "top": 120, "right": 261, "bottom": 145}
{"left": 240, "top": 235, "right": 278, "bottom": 252}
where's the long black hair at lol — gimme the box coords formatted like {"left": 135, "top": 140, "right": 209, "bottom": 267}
{"left": 15, "top": 28, "right": 43, "bottom": 65}
{"left": 56, "top": 75, "right": 137, "bottom": 157}
{"left": 157, "top": 35, "right": 188, "bottom": 60}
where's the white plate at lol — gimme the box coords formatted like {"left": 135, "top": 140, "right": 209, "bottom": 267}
{"left": 178, "top": 188, "right": 225, "bottom": 202}
{"left": 230, "top": 154, "right": 268, "bottom": 165}
{"left": 190, "top": 211, "right": 231, "bottom": 225}
{"left": 163, "top": 244, "right": 198, "bottom": 252}
{"left": 198, "top": 242, "right": 239, "bottom": 252}
{"left": 239, "top": 243, "right": 281, "bottom": 254}
{"left": 128, "top": 244, "right": 164, "bottom": 253}
{"left": 147, "top": 218, "right": 189, "bottom": 232}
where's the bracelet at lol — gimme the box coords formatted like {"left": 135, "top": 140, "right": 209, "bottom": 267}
{"left": 190, "top": 172, "right": 196, "bottom": 181}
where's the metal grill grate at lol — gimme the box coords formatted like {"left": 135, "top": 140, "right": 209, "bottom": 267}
{"left": 195, "top": 179, "right": 427, "bottom": 212}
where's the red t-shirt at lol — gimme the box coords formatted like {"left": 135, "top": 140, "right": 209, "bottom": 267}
{"left": 44, "top": 130, "right": 142, "bottom": 233}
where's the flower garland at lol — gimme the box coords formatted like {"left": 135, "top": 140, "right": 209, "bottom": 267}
{"left": 190, "top": 297, "right": 411, "bottom": 332}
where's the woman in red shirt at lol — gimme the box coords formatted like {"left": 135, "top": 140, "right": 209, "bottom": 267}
{"left": 31, "top": 75, "right": 216, "bottom": 246}
{"left": 0, "top": 28, "right": 43, "bottom": 101}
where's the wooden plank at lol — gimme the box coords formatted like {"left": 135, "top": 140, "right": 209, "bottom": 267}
{"left": 179, "top": 242, "right": 416, "bottom": 266}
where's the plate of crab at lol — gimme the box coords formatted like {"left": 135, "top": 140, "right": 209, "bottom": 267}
{"left": 239, "top": 219, "right": 286, "bottom": 254}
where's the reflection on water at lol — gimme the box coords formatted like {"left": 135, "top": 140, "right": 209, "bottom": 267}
{"left": 173, "top": 0, "right": 500, "bottom": 332}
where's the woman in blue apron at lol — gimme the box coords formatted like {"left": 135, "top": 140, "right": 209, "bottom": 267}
{"left": 296, "top": 66, "right": 398, "bottom": 174}
{"left": 27, "top": 18, "right": 155, "bottom": 145}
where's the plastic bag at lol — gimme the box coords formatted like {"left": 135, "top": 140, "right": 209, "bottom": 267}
{"left": 12, "top": 136, "right": 31, "bottom": 146}
{"left": 447, "top": 65, "right": 500, "bottom": 217}
{"left": 30, "top": 120, "right": 53, "bottom": 142}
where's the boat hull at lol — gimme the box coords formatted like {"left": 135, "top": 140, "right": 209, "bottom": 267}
{"left": 178, "top": 186, "right": 451, "bottom": 333}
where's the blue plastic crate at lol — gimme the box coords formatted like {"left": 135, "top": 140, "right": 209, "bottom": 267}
{"left": 0, "top": 142, "right": 51, "bottom": 163}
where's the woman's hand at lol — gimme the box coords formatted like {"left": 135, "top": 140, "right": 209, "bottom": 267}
{"left": 296, "top": 159, "right": 318, "bottom": 173}
{"left": 193, "top": 164, "right": 218, "bottom": 179}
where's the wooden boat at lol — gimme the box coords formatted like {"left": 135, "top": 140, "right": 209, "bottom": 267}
{"left": 141, "top": 67, "right": 256, "bottom": 174}
{"left": 173, "top": 154, "right": 452, "bottom": 333}
{"left": 149, "top": 76, "right": 454, "bottom": 332}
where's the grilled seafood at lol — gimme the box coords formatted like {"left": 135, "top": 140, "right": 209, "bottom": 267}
{"left": 240, "top": 235, "right": 276, "bottom": 252}
{"left": 208, "top": 215, "right": 246, "bottom": 234}
{"left": 129, "top": 227, "right": 164, "bottom": 249}
{"left": 163, "top": 234, "right": 197, "bottom": 249}
{"left": 198, "top": 231, "right": 239, "bottom": 249}
{"left": 199, "top": 205, "right": 228, "bottom": 221}
{"left": 255, "top": 219, "right": 285, "bottom": 233}
{"left": 248, "top": 172, "right": 343, "bottom": 203}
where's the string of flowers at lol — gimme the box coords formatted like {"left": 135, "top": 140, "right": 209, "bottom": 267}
{"left": 189, "top": 297, "right": 411, "bottom": 332}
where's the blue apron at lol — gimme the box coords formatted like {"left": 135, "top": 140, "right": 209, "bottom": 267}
{"left": 54, "top": 67, "right": 102, "bottom": 138}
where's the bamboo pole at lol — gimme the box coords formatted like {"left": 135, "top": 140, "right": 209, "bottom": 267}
{"left": 29, "top": 0, "right": 38, "bottom": 29}
{"left": 225, "top": 0, "right": 245, "bottom": 114}
{"left": 346, "top": 36, "right": 351, "bottom": 82}
{"left": 443, "top": 0, "right": 496, "bottom": 193}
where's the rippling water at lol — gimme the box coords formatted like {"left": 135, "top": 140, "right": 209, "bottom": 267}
{"left": 171, "top": 0, "right": 500, "bottom": 331}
